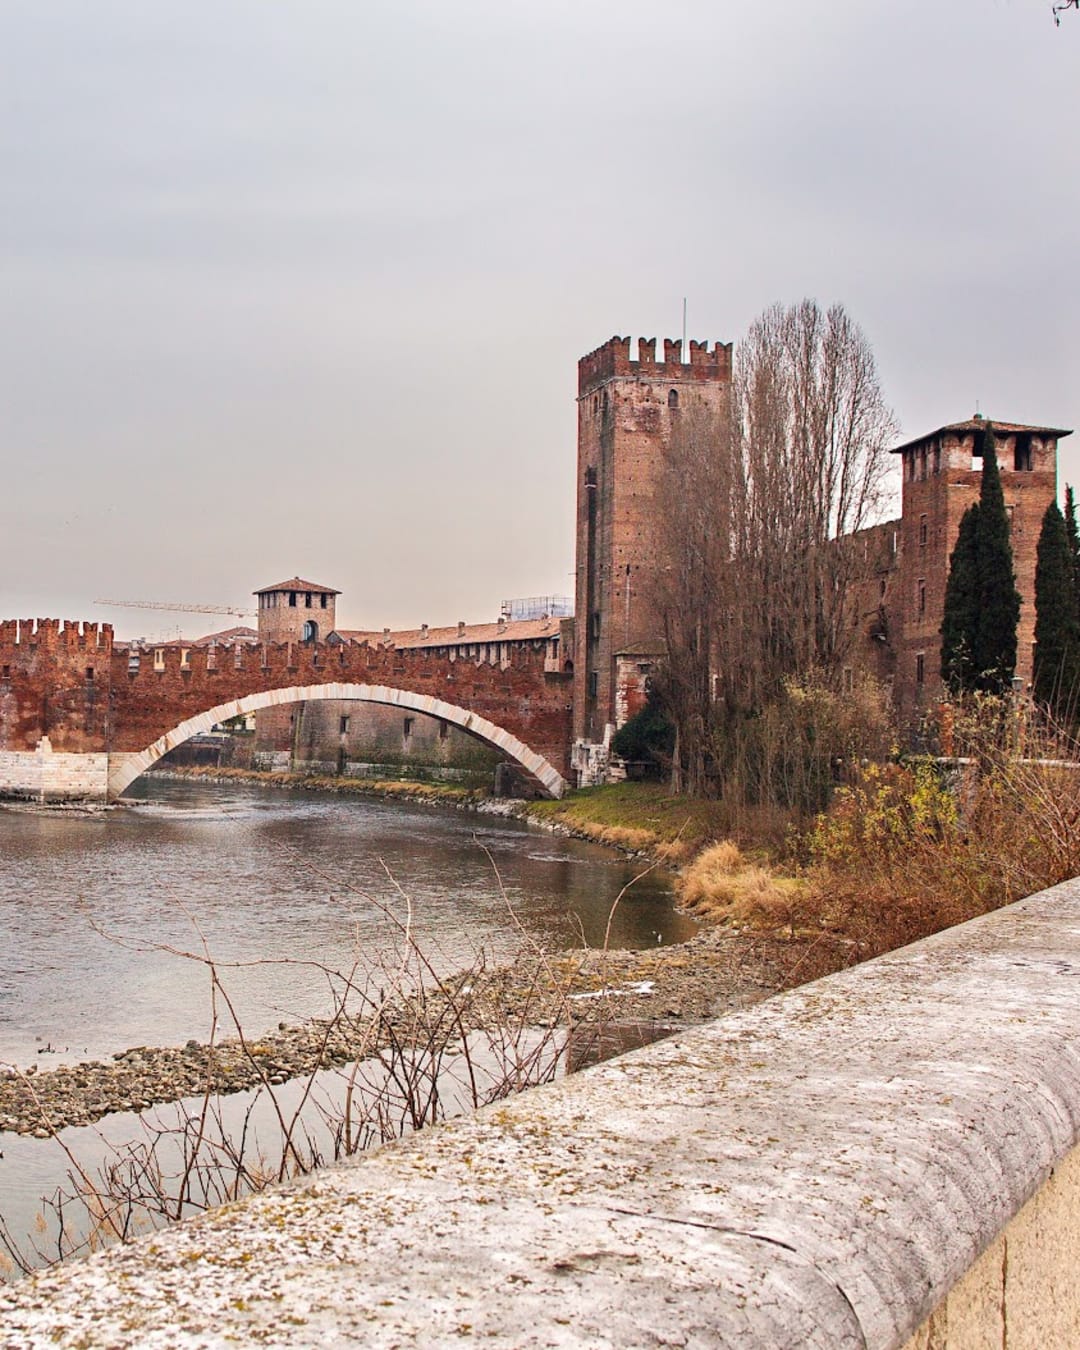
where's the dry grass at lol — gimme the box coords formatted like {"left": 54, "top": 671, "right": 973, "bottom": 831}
{"left": 526, "top": 783, "right": 802, "bottom": 861}
{"left": 675, "top": 840, "right": 806, "bottom": 931}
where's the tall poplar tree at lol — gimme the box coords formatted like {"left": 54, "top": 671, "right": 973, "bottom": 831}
{"left": 1034, "top": 499, "right": 1080, "bottom": 720}
{"left": 940, "top": 503, "right": 980, "bottom": 691}
{"left": 972, "top": 423, "right": 1021, "bottom": 693}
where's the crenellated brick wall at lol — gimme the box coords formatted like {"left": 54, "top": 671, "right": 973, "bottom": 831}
{"left": 0, "top": 626, "right": 573, "bottom": 797}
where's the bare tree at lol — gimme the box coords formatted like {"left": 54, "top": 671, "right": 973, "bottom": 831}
{"left": 1054, "top": 1, "right": 1078, "bottom": 26}
{"left": 730, "top": 300, "right": 897, "bottom": 700}
{"left": 649, "top": 393, "right": 735, "bottom": 794}
{"left": 649, "top": 300, "right": 897, "bottom": 798}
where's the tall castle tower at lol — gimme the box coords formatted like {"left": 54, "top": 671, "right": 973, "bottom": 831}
{"left": 890, "top": 417, "right": 1070, "bottom": 718}
{"left": 572, "top": 336, "right": 732, "bottom": 751}
{"left": 255, "top": 577, "right": 339, "bottom": 645}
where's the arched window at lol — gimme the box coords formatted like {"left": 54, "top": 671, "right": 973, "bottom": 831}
{"left": 668, "top": 389, "right": 679, "bottom": 409}
{"left": 302, "top": 620, "right": 318, "bottom": 642}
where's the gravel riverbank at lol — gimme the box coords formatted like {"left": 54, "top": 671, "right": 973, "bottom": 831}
{"left": 0, "top": 927, "right": 795, "bottom": 1138}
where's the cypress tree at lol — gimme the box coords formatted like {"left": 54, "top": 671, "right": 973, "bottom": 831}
{"left": 1034, "top": 499, "right": 1080, "bottom": 720}
{"left": 972, "top": 423, "right": 1021, "bottom": 693}
{"left": 940, "top": 503, "right": 980, "bottom": 692}
{"left": 1064, "top": 484, "right": 1080, "bottom": 622}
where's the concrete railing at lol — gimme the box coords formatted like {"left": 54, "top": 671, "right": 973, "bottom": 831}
{"left": 5, "top": 882, "right": 1080, "bottom": 1346}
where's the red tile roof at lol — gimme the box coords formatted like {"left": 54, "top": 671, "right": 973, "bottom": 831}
{"left": 333, "top": 616, "right": 564, "bottom": 650}
{"left": 254, "top": 578, "right": 340, "bottom": 596}
{"left": 892, "top": 418, "right": 1072, "bottom": 453}
{"left": 192, "top": 626, "right": 260, "bottom": 646}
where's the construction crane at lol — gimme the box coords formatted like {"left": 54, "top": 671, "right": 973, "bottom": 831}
{"left": 95, "top": 599, "right": 256, "bottom": 620}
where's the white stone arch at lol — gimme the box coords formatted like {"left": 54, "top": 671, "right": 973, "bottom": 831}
{"left": 106, "top": 682, "right": 568, "bottom": 800}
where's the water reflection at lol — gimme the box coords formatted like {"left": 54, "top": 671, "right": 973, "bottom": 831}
{"left": 0, "top": 778, "right": 694, "bottom": 1068}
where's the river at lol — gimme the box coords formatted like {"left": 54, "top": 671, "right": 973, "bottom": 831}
{"left": 0, "top": 777, "right": 695, "bottom": 1278}
{"left": 0, "top": 776, "right": 693, "bottom": 1072}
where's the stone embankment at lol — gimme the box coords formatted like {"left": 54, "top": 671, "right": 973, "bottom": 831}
{"left": 0, "top": 928, "right": 789, "bottom": 1138}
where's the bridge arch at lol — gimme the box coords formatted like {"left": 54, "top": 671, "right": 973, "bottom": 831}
{"left": 107, "top": 682, "right": 568, "bottom": 801}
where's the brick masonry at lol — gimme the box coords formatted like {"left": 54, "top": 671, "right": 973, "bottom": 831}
{"left": 0, "top": 620, "right": 572, "bottom": 800}
{"left": 575, "top": 353, "right": 1071, "bottom": 759}
{"left": 573, "top": 336, "right": 732, "bottom": 745}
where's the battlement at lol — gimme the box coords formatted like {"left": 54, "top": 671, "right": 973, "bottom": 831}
{"left": 0, "top": 619, "right": 113, "bottom": 651}
{"left": 578, "top": 335, "right": 732, "bottom": 394}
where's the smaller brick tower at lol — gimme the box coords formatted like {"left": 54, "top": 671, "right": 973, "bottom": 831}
{"left": 253, "top": 577, "right": 340, "bottom": 766}
{"left": 891, "top": 417, "right": 1071, "bottom": 718}
{"left": 255, "top": 577, "right": 339, "bottom": 645}
{"left": 572, "top": 335, "right": 732, "bottom": 772}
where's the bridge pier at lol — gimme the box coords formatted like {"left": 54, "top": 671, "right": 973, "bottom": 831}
{"left": 0, "top": 737, "right": 110, "bottom": 804}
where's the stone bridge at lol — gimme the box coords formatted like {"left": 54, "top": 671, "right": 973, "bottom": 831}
{"left": 0, "top": 620, "right": 573, "bottom": 801}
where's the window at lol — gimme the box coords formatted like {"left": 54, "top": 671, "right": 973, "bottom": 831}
{"left": 918, "top": 580, "right": 926, "bottom": 615}
{"left": 588, "top": 670, "right": 599, "bottom": 698}
{"left": 321, "top": 593, "right": 329, "bottom": 609}
{"left": 589, "top": 611, "right": 601, "bottom": 642}
{"left": 668, "top": 389, "right": 679, "bottom": 409}
{"left": 403, "top": 717, "right": 414, "bottom": 741}
{"left": 919, "top": 515, "right": 928, "bottom": 547}
{"left": 339, "top": 715, "right": 350, "bottom": 735}
{"left": 289, "top": 592, "right": 297, "bottom": 608}
{"left": 916, "top": 653, "right": 925, "bottom": 684}
{"left": 305, "top": 592, "right": 313, "bottom": 608}
{"left": 1015, "top": 435, "right": 1033, "bottom": 472}
{"left": 933, "top": 443, "right": 941, "bottom": 475}
{"left": 180, "top": 648, "right": 191, "bottom": 669}
{"left": 153, "top": 649, "right": 165, "bottom": 671}
{"left": 302, "top": 620, "right": 318, "bottom": 642}
{"left": 439, "top": 720, "right": 450, "bottom": 741}
{"left": 1, "top": 664, "right": 9, "bottom": 679}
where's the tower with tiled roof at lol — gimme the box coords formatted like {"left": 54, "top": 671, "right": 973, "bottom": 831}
{"left": 890, "top": 416, "right": 1071, "bottom": 716}
{"left": 254, "top": 577, "right": 340, "bottom": 645}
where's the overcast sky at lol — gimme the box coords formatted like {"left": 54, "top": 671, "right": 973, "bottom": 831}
{"left": 2, "top": 1, "right": 1077, "bottom": 639}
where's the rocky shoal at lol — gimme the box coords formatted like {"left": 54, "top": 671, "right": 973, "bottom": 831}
{"left": 0, "top": 927, "right": 795, "bottom": 1139}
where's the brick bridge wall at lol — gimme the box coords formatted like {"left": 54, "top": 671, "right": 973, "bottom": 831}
{"left": 0, "top": 620, "right": 573, "bottom": 789}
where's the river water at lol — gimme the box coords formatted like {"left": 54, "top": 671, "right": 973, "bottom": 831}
{"left": 0, "top": 777, "right": 693, "bottom": 1071}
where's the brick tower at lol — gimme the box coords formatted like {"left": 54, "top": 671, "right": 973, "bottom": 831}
{"left": 572, "top": 336, "right": 732, "bottom": 762}
{"left": 890, "top": 417, "right": 1071, "bottom": 719}
{"left": 255, "top": 577, "right": 339, "bottom": 645}
{"left": 253, "top": 577, "right": 340, "bottom": 765}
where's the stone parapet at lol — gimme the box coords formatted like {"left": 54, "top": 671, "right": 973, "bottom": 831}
{"left": 5, "top": 881, "right": 1080, "bottom": 1342}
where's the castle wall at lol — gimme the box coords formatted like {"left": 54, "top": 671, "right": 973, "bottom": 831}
{"left": 0, "top": 620, "right": 114, "bottom": 753}
{"left": 255, "top": 700, "right": 500, "bottom": 779}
